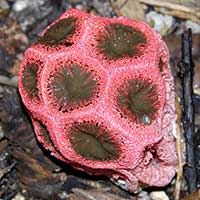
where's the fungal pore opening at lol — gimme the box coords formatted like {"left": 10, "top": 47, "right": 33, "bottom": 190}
{"left": 69, "top": 122, "right": 120, "bottom": 161}
{"left": 22, "top": 63, "right": 39, "bottom": 99}
{"left": 47, "top": 64, "right": 99, "bottom": 112}
{"left": 97, "top": 23, "right": 147, "bottom": 60}
{"left": 37, "top": 121, "right": 54, "bottom": 147}
{"left": 36, "top": 17, "right": 77, "bottom": 46}
{"left": 117, "top": 79, "right": 159, "bottom": 125}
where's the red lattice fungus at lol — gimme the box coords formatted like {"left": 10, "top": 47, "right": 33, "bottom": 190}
{"left": 18, "top": 9, "right": 178, "bottom": 192}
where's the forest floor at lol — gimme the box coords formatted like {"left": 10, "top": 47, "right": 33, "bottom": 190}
{"left": 0, "top": 0, "right": 199, "bottom": 199}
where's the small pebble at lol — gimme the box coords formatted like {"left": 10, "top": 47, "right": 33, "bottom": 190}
{"left": 137, "top": 191, "right": 151, "bottom": 200}
{"left": 185, "top": 20, "right": 200, "bottom": 33}
{"left": 146, "top": 11, "right": 174, "bottom": 35}
{"left": 12, "top": 0, "right": 28, "bottom": 12}
{"left": 0, "top": 0, "right": 9, "bottom": 10}
{"left": 12, "top": 193, "right": 26, "bottom": 200}
{"left": 150, "top": 191, "right": 169, "bottom": 200}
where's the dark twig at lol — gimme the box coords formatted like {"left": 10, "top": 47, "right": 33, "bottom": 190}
{"left": 179, "top": 29, "right": 197, "bottom": 193}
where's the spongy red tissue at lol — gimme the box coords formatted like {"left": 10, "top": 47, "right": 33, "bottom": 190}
{"left": 18, "top": 9, "right": 178, "bottom": 192}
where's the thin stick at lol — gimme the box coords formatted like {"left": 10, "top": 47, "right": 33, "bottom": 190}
{"left": 174, "top": 97, "right": 184, "bottom": 200}
{"left": 179, "top": 29, "right": 197, "bottom": 193}
{"left": 139, "top": 0, "right": 200, "bottom": 13}
{"left": 0, "top": 75, "right": 18, "bottom": 88}
{"left": 139, "top": 0, "right": 200, "bottom": 23}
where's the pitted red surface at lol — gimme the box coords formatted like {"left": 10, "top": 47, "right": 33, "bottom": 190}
{"left": 18, "top": 9, "right": 178, "bottom": 192}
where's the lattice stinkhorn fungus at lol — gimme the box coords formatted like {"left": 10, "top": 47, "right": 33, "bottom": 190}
{"left": 18, "top": 9, "right": 178, "bottom": 192}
